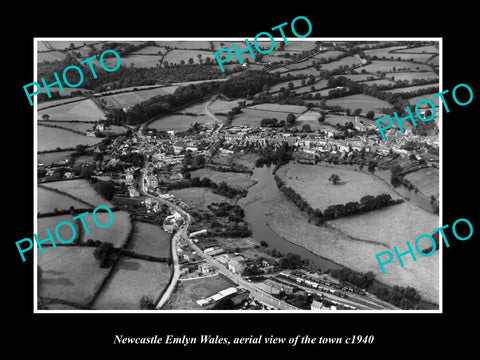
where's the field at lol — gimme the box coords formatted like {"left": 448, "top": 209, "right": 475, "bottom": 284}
{"left": 231, "top": 152, "right": 261, "bottom": 170}
{"left": 276, "top": 163, "right": 402, "bottom": 211}
{"left": 164, "top": 273, "right": 235, "bottom": 310}
{"left": 427, "top": 55, "right": 439, "bottom": 66}
{"left": 41, "top": 121, "right": 93, "bottom": 133}
{"left": 404, "top": 168, "right": 439, "bottom": 198}
{"left": 100, "top": 87, "right": 171, "bottom": 109}
{"left": 325, "top": 94, "right": 392, "bottom": 114}
{"left": 163, "top": 40, "right": 212, "bottom": 50}
{"left": 38, "top": 98, "right": 105, "bottom": 122}
{"left": 37, "top": 186, "right": 88, "bottom": 214}
{"left": 313, "top": 50, "right": 345, "bottom": 61}
{"left": 407, "top": 93, "right": 440, "bottom": 107}
{"left": 131, "top": 45, "right": 167, "bottom": 55}
{"left": 38, "top": 51, "right": 67, "bottom": 63}
{"left": 360, "top": 60, "right": 432, "bottom": 73}
{"left": 148, "top": 114, "right": 210, "bottom": 131}
{"left": 38, "top": 150, "right": 74, "bottom": 165}
{"left": 37, "top": 126, "right": 103, "bottom": 151}
{"left": 385, "top": 71, "right": 438, "bottom": 82}
{"left": 264, "top": 191, "right": 439, "bottom": 304}
{"left": 283, "top": 67, "right": 320, "bottom": 77}
{"left": 78, "top": 210, "right": 132, "bottom": 248}
{"left": 208, "top": 98, "right": 245, "bottom": 113}
{"left": 92, "top": 257, "right": 171, "bottom": 309}
{"left": 284, "top": 58, "right": 317, "bottom": 70}
{"left": 269, "top": 79, "right": 307, "bottom": 93}
{"left": 383, "top": 84, "right": 439, "bottom": 94}
{"left": 332, "top": 74, "right": 377, "bottom": 81}
{"left": 169, "top": 188, "right": 233, "bottom": 211}
{"left": 38, "top": 246, "right": 110, "bottom": 306}
{"left": 189, "top": 168, "right": 255, "bottom": 189}
{"left": 247, "top": 103, "right": 307, "bottom": 113}
{"left": 127, "top": 221, "right": 171, "bottom": 258}
{"left": 41, "top": 179, "right": 114, "bottom": 207}
{"left": 364, "top": 46, "right": 408, "bottom": 58}
{"left": 233, "top": 108, "right": 301, "bottom": 127}
{"left": 37, "top": 214, "right": 81, "bottom": 244}
{"left": 163, "top": 49, "right": 215, "bottom": 65}
{"left": 318, "top": 56, "right": 363, "bottom": 71}
{"left": 395, "top": 45, "right": 438, "bottom": 53}
{"left": 283, "top": 41, "right": 317, "bottom": 52}
{"left": 360, "top": 78, "right": 396, "bottom": 86}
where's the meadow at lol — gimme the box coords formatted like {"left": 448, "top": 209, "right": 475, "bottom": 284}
{"left": 404, "top": 167, "right": 439, "bottom": 198}
{"left": 384, "top": 71, "right": 438, "bottom": 82}
{"left": 233, "top": 108, "right": 301, "bottom": 127}
{"left": 325, "top": 94, "right": 392, "bottom": 114}
{"left": 163, "top": 49, "right": 215, "bottom": 65}
{"left": 100, "top": 87, "right": 172, "bottom": 109}
{"left": 360, "top": 60, "right": 432, "bottom": 73}
{"left": 37, "top": 186, "right": 88, "bottom": 214}
{"left": 78, "top": 210, "right": 132, "bottom": 248}
{"left": 383, "top": 84, "right": 439, "bottom": 94}
{"left": 92, "top": 257, "right": 171, "bottom": 310}
{"left": 395, "top": 45, "right": 438, "bottom": 53}
{"left": 189, "top": 168, "right": 255, "bottom": 190}
{"left": 169, "top": 188, "right": 233, "bottom": 211}
{"left": 127, "top": 221, "right": 172, "bottom": 258}
{"left": 276, "top": 163, "right": 402, "bottom": 211}
{"left": 37, "top": 150, "right": 74, "bottom": 165}
{"left": 37, "top": 126, "right": 103, "bottom": 151}
{"left": 319, "top": 56, "right": 363, "bottom": 71}
{"left": 41, "top": 179, "right": 114, "bottom": 207}
{"left": 148, "top": 114, "right": 210, "bottom": 132}
{"left": 38, "top": 98, "right": 105, "bottom": 122}
{"left": 38, "top": 246, "right": 110, "bottom": 307}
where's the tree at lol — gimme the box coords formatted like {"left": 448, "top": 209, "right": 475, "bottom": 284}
{"left": 317, "top": 114, "right": 325, "bottom": 122}
{"left": 93, "top": 242, "right": 115, "bottom": 268}
{"left": 93, "top": 180, "right": 116, "bottom": 200}
{"left": 188, "top": 58, "right": 194, "bottom": 65}
{"left": 140, "top": 296, "right": 155, "bottom": 310}
{"left": 353, "top": 108, "right": 362, "bottom": 116}
{"left": 366, "top": 111, "right": 375, "bottom": 120}
{"left": 328, "top": 173, "right": 341, "bottom": 185}
{"left": 286, "top": 113, "right": 296, "bottom": 125}
{"left": 287, "top": 81, "right": 294, "bottom": 90}
{"left": 367, "top": 160, "right": 376, "bottom": 174}
{"left": 302, "top": 124, "right": 312, "bottom": 133}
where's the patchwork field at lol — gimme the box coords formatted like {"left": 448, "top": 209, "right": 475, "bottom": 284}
{"left": 41, "top": 179, "right": 114, "bottom": 207}
{"left": 38, "top": 98, "right": 105, "bottom": 122}
{"left": 164, "top": 40, "right": 212, "bottom": 50}
{"left": 148, "top": 114, "right": 210, "bottom": 131}
{"left": 407, "top": 93, "right": 440, "bottom": 108}
{"left": 319, "top": 56, "right": 364, "bottom": 71}
{"left": 163, "top": 49, "right": 215, "bottom": 65}
{"left": 325, "top": 94, "right": 392, "bottom": 114}
{"left": 38, "top": 246, "right": 111, "bottom": 306}
{"left": 41, "top": 121, "right": 93, "bottom": 133}
{"left": 38, "top": 51, "right": 68, "bottom": 63}
{"left": 78, "top": 210, "right": 132, "bottom": 248}
{"left": 364, "top": 46, "right": 408, "bottom": 58}
{"left": 164, "top": 273, "right": 235, "bottom": 310}
{"left": 100, "top": 87, "right": 172, "bottom": 108}
{"left": 37, "top": 126, "right": 103, "bottom": 151}
{"left": 93, "top": 256, "right": 171, "bottom": 309}
{"left": 38, "top": 186, "right": 89, "bottom": 214}
{"left": 247, "top": 103, "right": 307, "bottom": 113}
{"left": 383, "top": 84, "right": 439, "bottom": 94}
{"left": 208, "top": 98, "right": 245, "bottom": 113}
{"left": 283, "top": 67, "right": 320, "bottom": 77}
{"left": 189, "top": 168, "right": 255, "bottom": 190}
{"left": 233, "top": 108, "right": 299, "bottom": 127}
{"left": 395, "top": 45, "right": 438, "bottom": 53}
{"left": 360, "top": 60, "right": 432, "bottom": 73}
{"left": 38, "top": 150, "right": 74, "bottom": 165}
{"left": 169, "top": 188, "right": 233, "bottom": 211}
{"left": 127, "top": 221, "right": 171, "bottom": 258}
{"left": 276, "top": 163, "right": 402, "bottom": 211}
{"left": 385, "top": 71, "right": 438, "bottom": 82}
{"left": 37, "top": 214, "right": 81, "bottom": 244}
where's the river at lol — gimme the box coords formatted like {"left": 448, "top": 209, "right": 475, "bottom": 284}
{"left": 239, "top": 165, "right": 342, "bottom": 271}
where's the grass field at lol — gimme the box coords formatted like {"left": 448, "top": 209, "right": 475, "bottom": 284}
{"left": 189, "top": 168, "right": 255, "bottom": 189}
{"left": 162, "top": 40, "right": 212, "bottom": 50}
{"left": 38, "top": 98, "right": 105, "bottom": 122}
{"left": 38, "top": 150, "right": 74, "bottom": 165}
{"left": 283, "top": 67, "right": 320, "bottom": 77}
{"left": 264, "top": 191, "right": 439, "bottom": 304}
{"left": 79, "top": 210, "right": 132, "bottom": 248}
{"left": 404, "top": 168, "right": 439, "bottom": 198}
{"left": 130, "top": 45, "right": 167, "bottom": 55}
{"left": 247, "top": 103, "right": 307, "bottom": 113}
{"left": 383, "top": 84, "right": 439, "bottom": 94}
{"left": 284, "top": 58, "right": 317, "bottom": 70}
{"left": 38, "top": 51, "right": 67, "bottom": 63}
{"left": 169, "top": 188, "right": 233, "bottom": 211}
{"left": 276, "top": 163, "right": 402, "bottom": 211}
{"left": 231, "top": 152, "right": 261, "bottom": 170}
{"left": 38, "top": 246, "right": 111, "bottom": 306}
{"left": 37, "top": 214, "right": 81, "bottom": 244}
{"left": 41, "top": 179, "right": 114, "bottom": 208}
{"left": 319, "top": 56, "right": 363, "bottom": 71}
{"left": 233, "top": 108, "right": 301, "bottom": 127}
{"left": 38, "top": 126, "right": 103, "bottom": 151}
{"left": 360, "top": 60, "right": 432, "bottom": 73}
{"left": 360, "top": 78, "right": 396, "bottom": 86}
{"left": 163, "top": 49, "right": 215, "bottom": 65}
{"left": 313, "top": 50, "right": 345, "bottom": 61}
{"left": 101, "top": 87, "right": 171, "bottom": 109}
{"left": 127, "top": 221, "right": 171, "bottom": 258}
{"left": 385, "top": 71, "right": 438, "bottom": 82}
{"left": 164, "top": 273, "right": 235, "bottom": 310}
{"left": 41, "top": 121, "right": 93, "bottom": 133}
{"left": 364, "top": 46, "right": 408, "bottom": 58}
{"left": 325, "top": 94, "right": 392, "bottom": 114}
{"left": 208, "top": 99, "right": 245, "bottom": 113}
{"left": 269, "top": 79, "right": 306, "bottom": 93}
{"left": 407, "top": 93, "right": 440, "bottom": 107}
{"left": 148, "top": 114, "right": 210, "bottom": 131}
{"left": 395, "top": 45, "right": 438, "bottom": 53}
{"left": 332, "top": 74, "right": 378, "bottom": 81}
{"left": 427, "top": 55, "right": 439, "bottom": 66}
{"left": 38, "top": 186, "right": 88, "bottom": 214}
{"left": 93, "top": 256, "right": 171, "bottom": 309}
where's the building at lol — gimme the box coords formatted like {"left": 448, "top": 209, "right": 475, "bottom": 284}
{"left": 227, "top": 255, "right": 245, "bottom": 274}
{"left": 189, "top": 229, "right": 207, "bottom": 238}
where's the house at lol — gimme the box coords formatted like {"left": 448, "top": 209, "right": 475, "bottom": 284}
{"left": 96, "top": 123, "right": 105, "bottom": 131}
{"left": 227, "top": 255, "right": 245, "bottom": 274}
{"left": 128, "top": 186, "right": 139, "bottom": 197}
{"left": 310, "top": 300, "right": 324, "bottom": 310}
{"left": 86, "top": 130, "right": 96, "bottom": 137}
{"left": 189, "top": 229, "right": 207, "bottom": 238}
{"left": 145, "top": 174, "right": 158, "bottom": 189}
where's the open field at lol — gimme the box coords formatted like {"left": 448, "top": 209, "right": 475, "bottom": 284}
{"left": 41, "top": 179, "right": 114, "bottom": 207}
{"left": 284, "top": 58, "right": 317, "bottom": 70}
{"left": 164, "top": 273, "right": 235, "bottom": 310}
{"left": 169, "top": 188, "right": 233, "bottom": 211}
{"left": 427, "top": 55, "right": 439, "bottom": 66}
{"left": 41, "top": 121, "right": 93, "bottom": 133}
{"left": 395, "top": 45, "right": 438, "bottom": 53}
{"left": 38, "top": 246, "right": 110, "bottom": 306}
{"left": 231, "top": 152, "right": 261, "bottom": 170}
{"left": 162, "top": 40, "right": 212, "bottom": 50}
{"left": 360, "top": 78, "right": 396, "bottom": 86}
{"left": 189, "top": 168, "right": 255, "bottom": 189}
{"left": 247, "top": 103, "right": 307, "bottom": 113}
{"left": 385, "top": 71, "right": 438, "bottom": 82}
{"left": 319, "top": 56, "right": 364, "bottom": 71}
{"left": 312, "top": 50, "right": 345, "bottom": 61}
{"left": 131, "top": 45, "right": 167, "bottom": 55}
{"left": 233, "top": 108, "right": 301, "bottom": 127}
{"left": 78, "top": 210, "right": 132, "bottom": 248}
{"left": 208, "top": 98, "right": 245, "bottom": 113}
{"left": 276, "top": 163, "right": 402, "bottom": 211}
{"left": 100, "top": 87, "right": 172, "bottom": 108}
{"left": 38, "top": 150, "right": 74, "bottom": 165}
{"left": 283, "top": 67, "right": 320, "bottom": 77}
{"left": 38, "top": 186, "right": 88, "bottom": 214}
{"left": 283, "top": 41, "right": 317, "bottom": 52}
{"left": 127, "top": 221, "right": 171, "bottom": 258}
{"left": 148, "top": 114, "right": 210, "bottom": 131}
{"left": 38, "top": 98, "right": 105, "bottom": 122}
{"left": 93, "top": 256, "right": 171, "bottom": 309}
{"left": 38, "top": 51, "right": 68, "bottom": 63}
{"left": 37, "top": 214, "right": 81, "bottom": 244}
{"left": 269, "top": 79, "right": 306, "bottom": 93}
{"left": 163, "top": 49, "right": 215, "bottom": 65}
{"left": 38, "top": 96, "right": 88, "bottom": 110}
{"left": 404, "top": 167, "right": 439, "bottom": 198}
{"left": 325, "top": 94, "right": 392, "bottom": 114}
{"left": 364, "top": 46, "right": 408, "bottom": 58}
{"left": 38, "top": 126, "right": 103, "bottom": 151}
{"left": 332, "top": 74, "right": 377, "bottom": 81}
{"left": 360, "top": 60, "right": 432, "bottom": 73}
{"left": 264, "top": 192, "right": 439, "bottom": 304}
{"left": 383, "top": 84, "right": 439, "bottom": 94}
{"left": 407, "top": 93, "right": 440, "bottom": 107}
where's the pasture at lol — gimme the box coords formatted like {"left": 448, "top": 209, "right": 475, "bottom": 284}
{"left": 100, "top": 87, "right": 171, "bottom": 109}
{"left": 395, "top": 45, "right": 438, "bottom": 53}
{"left": 38, "top": 246, "right": 111, "bottom": 307}
{"left": 189, "top": 168, "right": 255, "bottom": 190}
{"left": 38, "top": 150, "right": 74, "bottom": 166}
{"left": 37, "top": 186, "right": 88, "bottom": 214}
{"left": 127, "top": 221, "right": 172, "bottom": 258}
{"left": 169, "top": 188, "right": 234, "bottom": 211}
{"left": 93, "top": 257, "right": 171, "bottom": 309}
{"left": 383, "top": 84, "right": 439, "bottom": 94}
{"left": 325, "top": 94, "right": 392, "bottom": 114}
{"left": 78, "top": 210, "right": 132, "bottom": 248}
{"left": 360, "top": 60, "right": 432, "bottom": 73}
{"left": 163, "top": 49, "right": 215, "bottom": 65}
{"left": 404, "top": 167, "right": 439, "bottom": 198}
{"left": 37, "top": 126, "right": 103, "bottom": 152}
{"left": 38, "top": 98, "right": 105, "bottom": 122}
{"left": 148, "top": 114, "right": 210, "bottom": 132}
{"left": 319, "top": 56, "right": 363, "bottom": 71}
{"left": 384, "top": 71, "right": 438, "bottom": 82}
{"left": 276, "top": 163, "right": 402, "bottom": 211}
{"left": 41, "top": 179, "right": 114, "bottom": 207}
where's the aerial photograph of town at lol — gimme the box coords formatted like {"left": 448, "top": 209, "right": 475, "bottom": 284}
{"left": 35, "top": 38, "right": 440, "bottom": 311}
